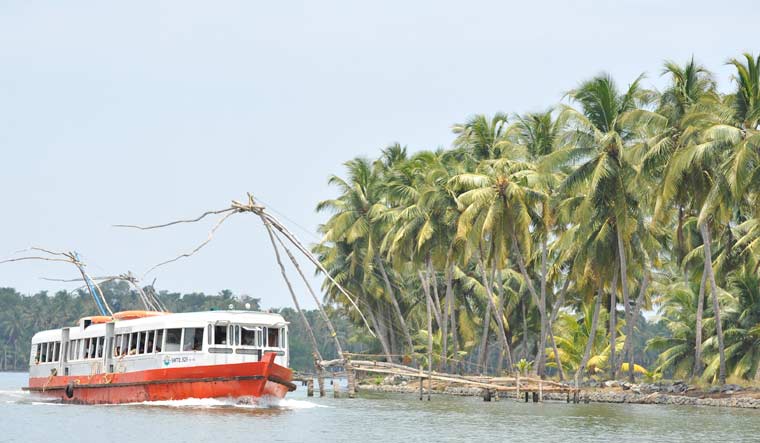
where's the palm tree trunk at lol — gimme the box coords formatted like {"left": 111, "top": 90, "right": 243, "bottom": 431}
{"left": 693, "top": 265, "right": 708, "bottom": 377}
{"left": 533, "top": 237, "right": 549, "bottom": 377}
{"left": 576, "top": 284, "right": 603, "bottom": 387}
{"left": 387, "top": 304, "right": 398, "bottom": 358}
{"left": 609, "top": 260, "right": 619, "bottom": 379}
{"left": 446, "top": 260, "right": 460, "bottom": 373}
{"left": 549, "top": 330, "right": 564, "bottom": 381}
{"left": 521, "top": 300, "right": 529, "bottom": 360}
{"left": 477, "top": 286, "right": 493, "bottom": 373}
{"left": 511, "top": 230, "right": 547, "bottom": 375}
{"left": 615, "top": 223, "right": 634, "bottom": 382}
{"left": 376, "top": 256, "right": 415, "bottom": 354}
{"left": 427, "top": 257, "right": 443, "bottom": 322}
{"left": 621, "top": 269, "right": 650, "bottom": 382}
{"left": 548, "top": 278, "right": 570, "bottom": 381}
{"left": 477, "top": 257, "right": 513, "bottom": 372}
{"left": 440, "top": 258, "right": 451, "bottom": 372}
{"left": 495, "top": 266, "right": 507, "bottom": 374}
{"left": 700, "top": 222, "right": 727, "bottom": 384}
{"left": 418, "top": 270, "right": 443, "bottom": 332}
{"left": 425, "top": 284, "right": 433, "bottom": 400}
{"left": 677, "top": 205, "right": 686, "bottom": 266}
{"left": 366, "top": 302, "right": 393, "bottom": 362}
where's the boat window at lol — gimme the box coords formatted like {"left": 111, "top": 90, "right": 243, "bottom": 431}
{"left": 129, "top": 332, "right": 139, "bottom": 355}
{"left": 267, "top": 328, "right": 279, "bottom": 348}
{"left": 34, "top": 344, "right": 41, "bottom": 363}
{"left": 281, "top": 329, "right": 286, "bottom": 348}
{"left": 97, "top": 337, "right": 104, "bottom": 358}
{"left": 83, "top": 338, "right": 90, "bottom": 359}
{"left": 40, "top": 343, "right": 48, "bottom": 363}
{"left": 155, "top": 329, "right": 164, "bottom": 353}
{"left": 233, "top": 325, "right": 240, "bottom": 346}
{"left": 113, "top": 335, "right": 121, "bottom": 357}
{"left": 165, "top": 328, "right": 182, "bottom": 352}
{"left": 241, "top": 326, "right": 260, "bottom": 347}
{"left": 138, "top": 332, "right": 146, "bottom": 355}
{"left": 214, "top": 325, "right": 228, "bottom": 345}
{"left": 89, "top": 339, "right": 96, "bottom": 359}
{"left": 145, "top": 330, "right": 155, "bottom": 354}
{"left": 182, "top": 328, "right": 204, "bottom": 351}
{"left": 54, "top": 342, "right": 61, "bottom": 362}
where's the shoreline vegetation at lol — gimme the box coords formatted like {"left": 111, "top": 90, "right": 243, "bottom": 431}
{"left": 357, "top": 379, "right": 760, "bottom": 409}
{"left": 312, "top": 53, "right": 760, "bottom": 391}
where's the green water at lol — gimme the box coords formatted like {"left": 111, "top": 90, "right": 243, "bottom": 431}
{"left": 2, "top": 372, "right": 759, "bottom": 442}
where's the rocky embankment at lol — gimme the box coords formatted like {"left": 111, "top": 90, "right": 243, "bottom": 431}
{"left": 358, "top": 376, "right": 760, "bottom": 409}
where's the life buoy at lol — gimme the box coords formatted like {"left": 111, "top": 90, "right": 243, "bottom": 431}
{"left": 65, "top": 382, "right": 75, "bottom": 399}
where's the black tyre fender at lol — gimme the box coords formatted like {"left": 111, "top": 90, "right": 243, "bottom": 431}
{"left": 65, "top": 382, "right": 75, "bottom": 399}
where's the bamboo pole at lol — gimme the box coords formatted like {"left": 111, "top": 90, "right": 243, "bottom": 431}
{"left": 261, "top": 219, "right": 325, "bottom": 396}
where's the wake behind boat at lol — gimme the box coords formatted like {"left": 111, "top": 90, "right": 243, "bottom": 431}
{"left": 24, "top": 310, "right": 295, "bottom": 404}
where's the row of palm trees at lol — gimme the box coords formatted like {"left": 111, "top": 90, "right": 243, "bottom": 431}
{"left": 314, "top": 53, "right": 760, "bottom": 385}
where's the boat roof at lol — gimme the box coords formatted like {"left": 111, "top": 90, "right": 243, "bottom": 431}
{"left": 31, "top": 310, "right": 288, "bottom": 343}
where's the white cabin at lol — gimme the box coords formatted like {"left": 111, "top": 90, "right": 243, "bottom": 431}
{"left": 29, "top": 311, "right": 289, "bottom": 379}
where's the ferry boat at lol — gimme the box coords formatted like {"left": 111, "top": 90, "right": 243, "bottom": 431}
{"left": 24, "top": 310, "right": 296, "bottom": 404}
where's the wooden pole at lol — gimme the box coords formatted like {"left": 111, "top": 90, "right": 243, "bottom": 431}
{"left": 419, "top": 364, "right": 423, "bottom": 401}
{"left": 307, "top": 379, "right": 314, "bottom": 397}
{"left": 539, "top": 380, "right": 543, "bottom": 402}
{"left": 516, "top": 373, "right": 520, "bottom": 401}
{"left": 317, "top": 369, "right": 326, "bottom": 397}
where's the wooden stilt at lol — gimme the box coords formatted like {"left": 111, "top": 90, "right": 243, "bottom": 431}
{"left": 516, "top": 373, "right": 520, "bottom": 401}
{"left": 307, "top": 379, "right": 314, "bottom": 397}
{"left": 346, "top": 362, "right": 357, "bottom": 398}
{"left": 318, "top": 370, "right": 326, "bottom": 397}
{"left": 483, "top": 389, "right": 492, "bottom": 402}
{"left": 539, "top": 380, "right": 543, "bottom": 402}
{"left": 419, "top": 366, "right": 424, "bottom": 401}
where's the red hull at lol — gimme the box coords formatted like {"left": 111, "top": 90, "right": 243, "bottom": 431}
{"left": 26, "top": 353, "right": 294, "bottom": 405}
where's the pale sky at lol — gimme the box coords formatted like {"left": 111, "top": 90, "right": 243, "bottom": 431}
{"left": 1, "top": 0, "right": 756, "bottom": 309}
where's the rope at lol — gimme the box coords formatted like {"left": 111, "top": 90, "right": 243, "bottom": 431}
{"left": 42, "top": 371, "right": 56, "bottom": 392}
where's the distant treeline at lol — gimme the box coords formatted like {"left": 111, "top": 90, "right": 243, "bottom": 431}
{"left": 0, "top": 280, "right": 371, "bottom": 372}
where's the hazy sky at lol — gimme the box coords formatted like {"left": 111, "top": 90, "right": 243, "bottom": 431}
{"left": 1, "top": 1, "right": 757, "bottom": 309}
